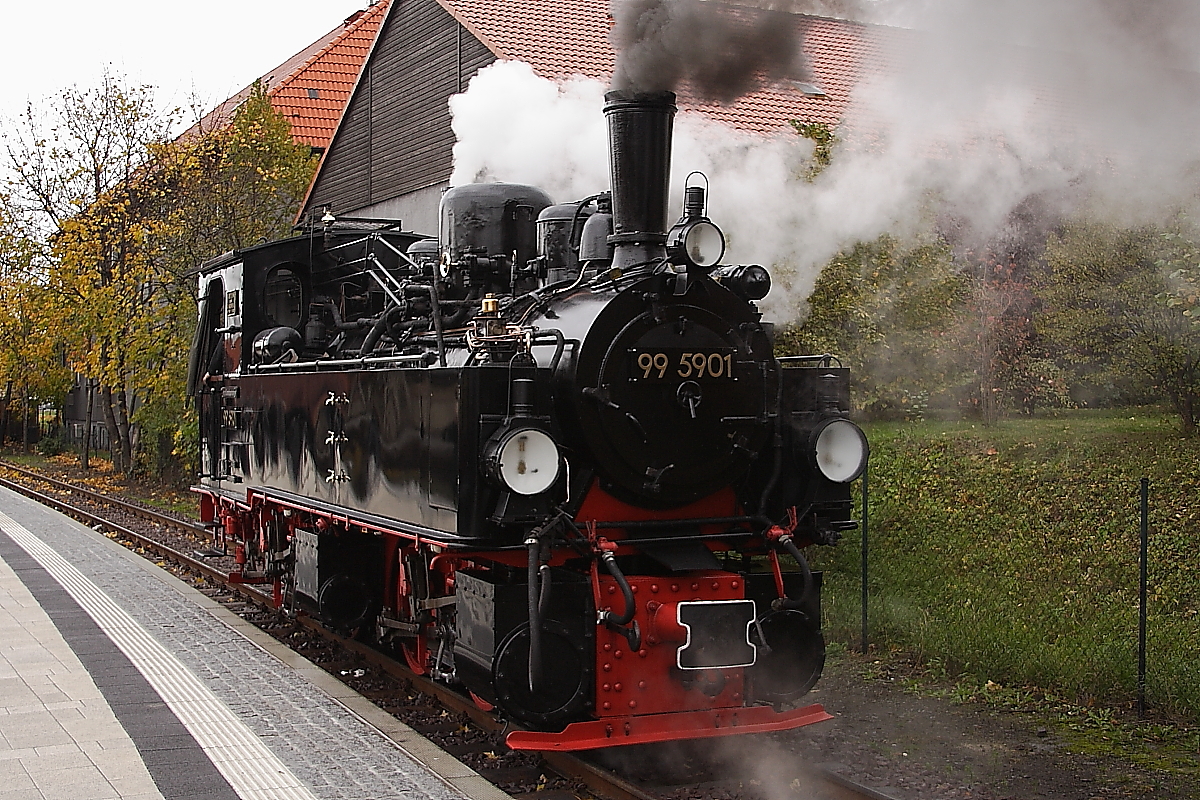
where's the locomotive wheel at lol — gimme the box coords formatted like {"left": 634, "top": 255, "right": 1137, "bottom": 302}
{"left": 492, "top": 620, "right": 591, "bottom": 730}
{"left": 746, "top": 610, "right": 825, "bottom": 705}
{"left": 317, "top": 573, "right": 373, "bottom": 632}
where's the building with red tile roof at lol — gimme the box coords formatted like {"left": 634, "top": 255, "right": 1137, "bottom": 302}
{"left": 193, "top": 1, "right": 389, "bottom": 152}
{"left": 436, "top": 0, "right": 881, "bottom": 134}
{"left": 302, "top": 0, "right": 879, "bottom": 230}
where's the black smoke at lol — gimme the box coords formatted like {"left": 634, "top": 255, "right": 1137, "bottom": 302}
{"left": 609, "top": 0, "right": 819, "bottom": 102}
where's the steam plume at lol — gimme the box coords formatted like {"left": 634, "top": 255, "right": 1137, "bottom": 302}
{"left": 610, "top": 0, "right": 826, "bottom": 100}
{"left": 449, "top": 61, "right": 826, "bottom": 313}
{"left": 450, "top": 1, "right": 1200, "bottom": 323}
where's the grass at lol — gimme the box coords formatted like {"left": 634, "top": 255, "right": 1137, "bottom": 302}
{"left": 810, "top": 408, "right": 1200, "bottom": 721}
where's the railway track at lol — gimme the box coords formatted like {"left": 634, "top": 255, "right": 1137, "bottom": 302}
{"left": 0, "top": 460, "right": 886, "bottom": 800}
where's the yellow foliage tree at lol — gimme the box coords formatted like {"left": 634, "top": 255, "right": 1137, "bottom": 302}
{"left": 0, "top": 202, "right": 71, "bottom": 449}
{"left": 2, "top": 74, "right": 317, "bottom": 477}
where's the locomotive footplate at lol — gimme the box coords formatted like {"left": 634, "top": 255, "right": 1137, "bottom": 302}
{"left": 504, "top": 703, "right": 833, "bottom": 751}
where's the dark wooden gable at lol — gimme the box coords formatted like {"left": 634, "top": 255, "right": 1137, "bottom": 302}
{"left": 304, "top": 0, "right": 496, "bottom": 217}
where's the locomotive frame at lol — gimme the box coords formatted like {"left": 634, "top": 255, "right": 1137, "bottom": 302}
{"left": 189, "top": 91, "right": 867, "bottom": 751}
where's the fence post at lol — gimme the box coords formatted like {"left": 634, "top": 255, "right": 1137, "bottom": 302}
{"left": 1138, "top": 477, "right": 1149, "bottom": 718}
{"left": 861, "top": 464, "right": 869, "bottom": 655}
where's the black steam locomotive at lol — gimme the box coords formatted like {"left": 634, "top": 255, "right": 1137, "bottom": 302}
{"left": 188, "top": 91, "right": 867, "bottom": 750}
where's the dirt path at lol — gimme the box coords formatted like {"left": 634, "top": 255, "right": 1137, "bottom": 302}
{"left": 785, "top": 654, "right": 1197, "bottom": 799}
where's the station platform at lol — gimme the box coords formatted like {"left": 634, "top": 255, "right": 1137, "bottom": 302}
{"left": 0, "top": 485, "right": 512, "bottom": 800}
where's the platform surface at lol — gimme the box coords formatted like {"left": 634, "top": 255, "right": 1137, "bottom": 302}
{"left": 0, "top": 485, "right": 510, "bottom": 800}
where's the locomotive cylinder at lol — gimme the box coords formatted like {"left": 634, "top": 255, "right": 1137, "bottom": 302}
{"left": 603, "top": 91, "right": 677, "bottom": 270}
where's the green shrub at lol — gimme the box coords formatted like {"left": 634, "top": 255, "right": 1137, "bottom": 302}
{"left": 36, "top": 428, "right": 69, "bottom": 457}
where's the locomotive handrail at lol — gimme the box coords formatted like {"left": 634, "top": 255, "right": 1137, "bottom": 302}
{"left": 371, "top": 232, "right": 423, "bottom": 270}
{"left": 590, "top": 513, "right": 768, "bottom": 532}
{"left": 778, "top": 354, "right": 843, "bottom": 368}
{"left": 529, "top": 329, "right": 568, "bottom": 373}
{"left": 248, "top": 353, "right": 431, "bottom": 372}
{"left": 321, "top": 233, "right": 373, "bottom": 253}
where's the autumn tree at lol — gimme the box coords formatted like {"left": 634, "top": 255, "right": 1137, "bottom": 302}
{"left": 0, "top": 201, "right": 70, "bottom": 448}
{"left": 777, "top": 234, "right": 972, "bottom": 418}
{"left": 2, "top": 74, "right": 318, "bottom": 477}
{"left": 1037, "top": 221, "right": 1200, "bottom": 434}
{"left": 161, "top": 82, "right": 319, "bottom": 268}
{"left": 140, "top": 84, "right": 318, "bottom": 476}
{"left": 2, "top": 74, "right": 180, "bottom": 473}
{"left": 1156, "top": 223, "right": 1200, "bottom": 325}
{"left": 780, "top": 121, "right": 1071, "bottom": 421}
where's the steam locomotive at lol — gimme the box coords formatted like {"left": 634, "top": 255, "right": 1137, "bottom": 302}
{"left": 188, "top": 91, "right": 867, "bottom": 751}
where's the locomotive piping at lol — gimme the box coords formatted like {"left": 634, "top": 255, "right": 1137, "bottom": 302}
{"left": 526, "top": 535, "right": 543, "bottom": 692}
{"left": 538, "top": 564, "right": 553, "bottom": 617}
{"left": 569, "top": 193, "right": 606, "bottom": 256}
{"left": 589, "top": 514, "right": 770, "bottom": 530}
{"left": 775, "top": 534, "right": 815, "bottom": 607}
{"left": 360, "top": 312, "right": 390, "bottom": 355}
{"left": 428, "top": 269, "right": 447, "bottom": 366}
{"left": 529, "top": 329, "right": 566, "bottom": 373}
{"left": 360, "top": 303, "right": 468, "bottom": 358}
{"left": 757, "top": 362, "right": 786, "bottom": 516}
{"left": 598, "top": 551, "right": 641, "bottom": 651}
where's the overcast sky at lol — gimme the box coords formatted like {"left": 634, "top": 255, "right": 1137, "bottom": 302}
{"left": 1, "top": 1, "right": 376, "bottom": 128}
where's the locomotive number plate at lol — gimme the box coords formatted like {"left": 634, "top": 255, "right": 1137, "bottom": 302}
{"left": 630, "top": 349, "right": 736, "bottom": 380}
{"left": 676, "top": 599, "right": 757, "bottom": 669}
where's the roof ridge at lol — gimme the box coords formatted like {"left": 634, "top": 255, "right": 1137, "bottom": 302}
{"left": 430, "top": 0, "right": 514, "bottom": 62}
{"left": 269, "top": 0, "right": 392, "bottom": 96}
{"left": 297, "top": 0, "right": 400, "bottom": 218}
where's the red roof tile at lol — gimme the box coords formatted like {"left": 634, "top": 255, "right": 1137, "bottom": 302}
{"left": 438, "top": 0, "right": 615, "bottom": 81}
{"left": 193, "top": 2, "right": 389, "bottom": 149}
{"left": 436, "top": 0, "right": 883, "bottom": 135}
{"left": 270, "top": 1, "right": 390, "bottom": 148}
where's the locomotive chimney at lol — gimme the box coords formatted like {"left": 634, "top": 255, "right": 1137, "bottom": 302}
{"left": 603, "top": 90, "right": 677, "bottom": 271}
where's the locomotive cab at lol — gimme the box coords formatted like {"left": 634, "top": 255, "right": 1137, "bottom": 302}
{"left": 188, "top": 258, "right": 246, "bottom": 486}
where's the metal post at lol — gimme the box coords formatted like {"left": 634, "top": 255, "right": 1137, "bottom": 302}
{"left": 1138, "top": 477, "right": 1149, "bottom": 718}
{"left": 861, "top": 464, "right": 869, "bottom": 655}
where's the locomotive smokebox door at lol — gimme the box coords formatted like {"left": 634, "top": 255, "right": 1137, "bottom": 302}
{"left": 576, "top": 284, "right": 772, "bottom": 508}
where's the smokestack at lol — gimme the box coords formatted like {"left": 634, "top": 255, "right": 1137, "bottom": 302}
{"left": 604, "top": 90, "right": 677, "bottom": 270}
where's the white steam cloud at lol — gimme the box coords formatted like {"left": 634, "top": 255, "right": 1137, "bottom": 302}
{"left": 449, "top": 61, "right": 829, "bottom": 317}
{"left": 449, "top": 1, "right": 1200, "bottom": 323}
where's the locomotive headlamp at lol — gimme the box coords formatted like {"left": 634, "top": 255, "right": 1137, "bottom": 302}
{"left": 810, "top": 418, "right": 869, "bottom": 483}
{"left": 667, "top": 175, "right": 726, "bottom": 270}
{"left": 668, "top": 220, "right": 726, "bottom": 269}
{"left": 488, "top": 427, "right": 561, "bottom": 495}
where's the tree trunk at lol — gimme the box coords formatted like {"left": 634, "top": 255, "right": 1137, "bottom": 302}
{"left": 22, "top": 391, "right": 31, "bottom": 453}
{"left": 0, "top": 380, "right": 12, "bottom": 446}
{"left": 1182, "top": 394, "right": 1196, "bottom": 437}
{"left": 979, "top": 329, "right": 997, "bottom": 425}
{"left": 81, "top": 378, "right": 95, "bottom": 470}
{"left": 116, "top": 388, "right": 133, "bottom": 477}
{"left": 100, "top": 385, "right": 121, "bottom": 472}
